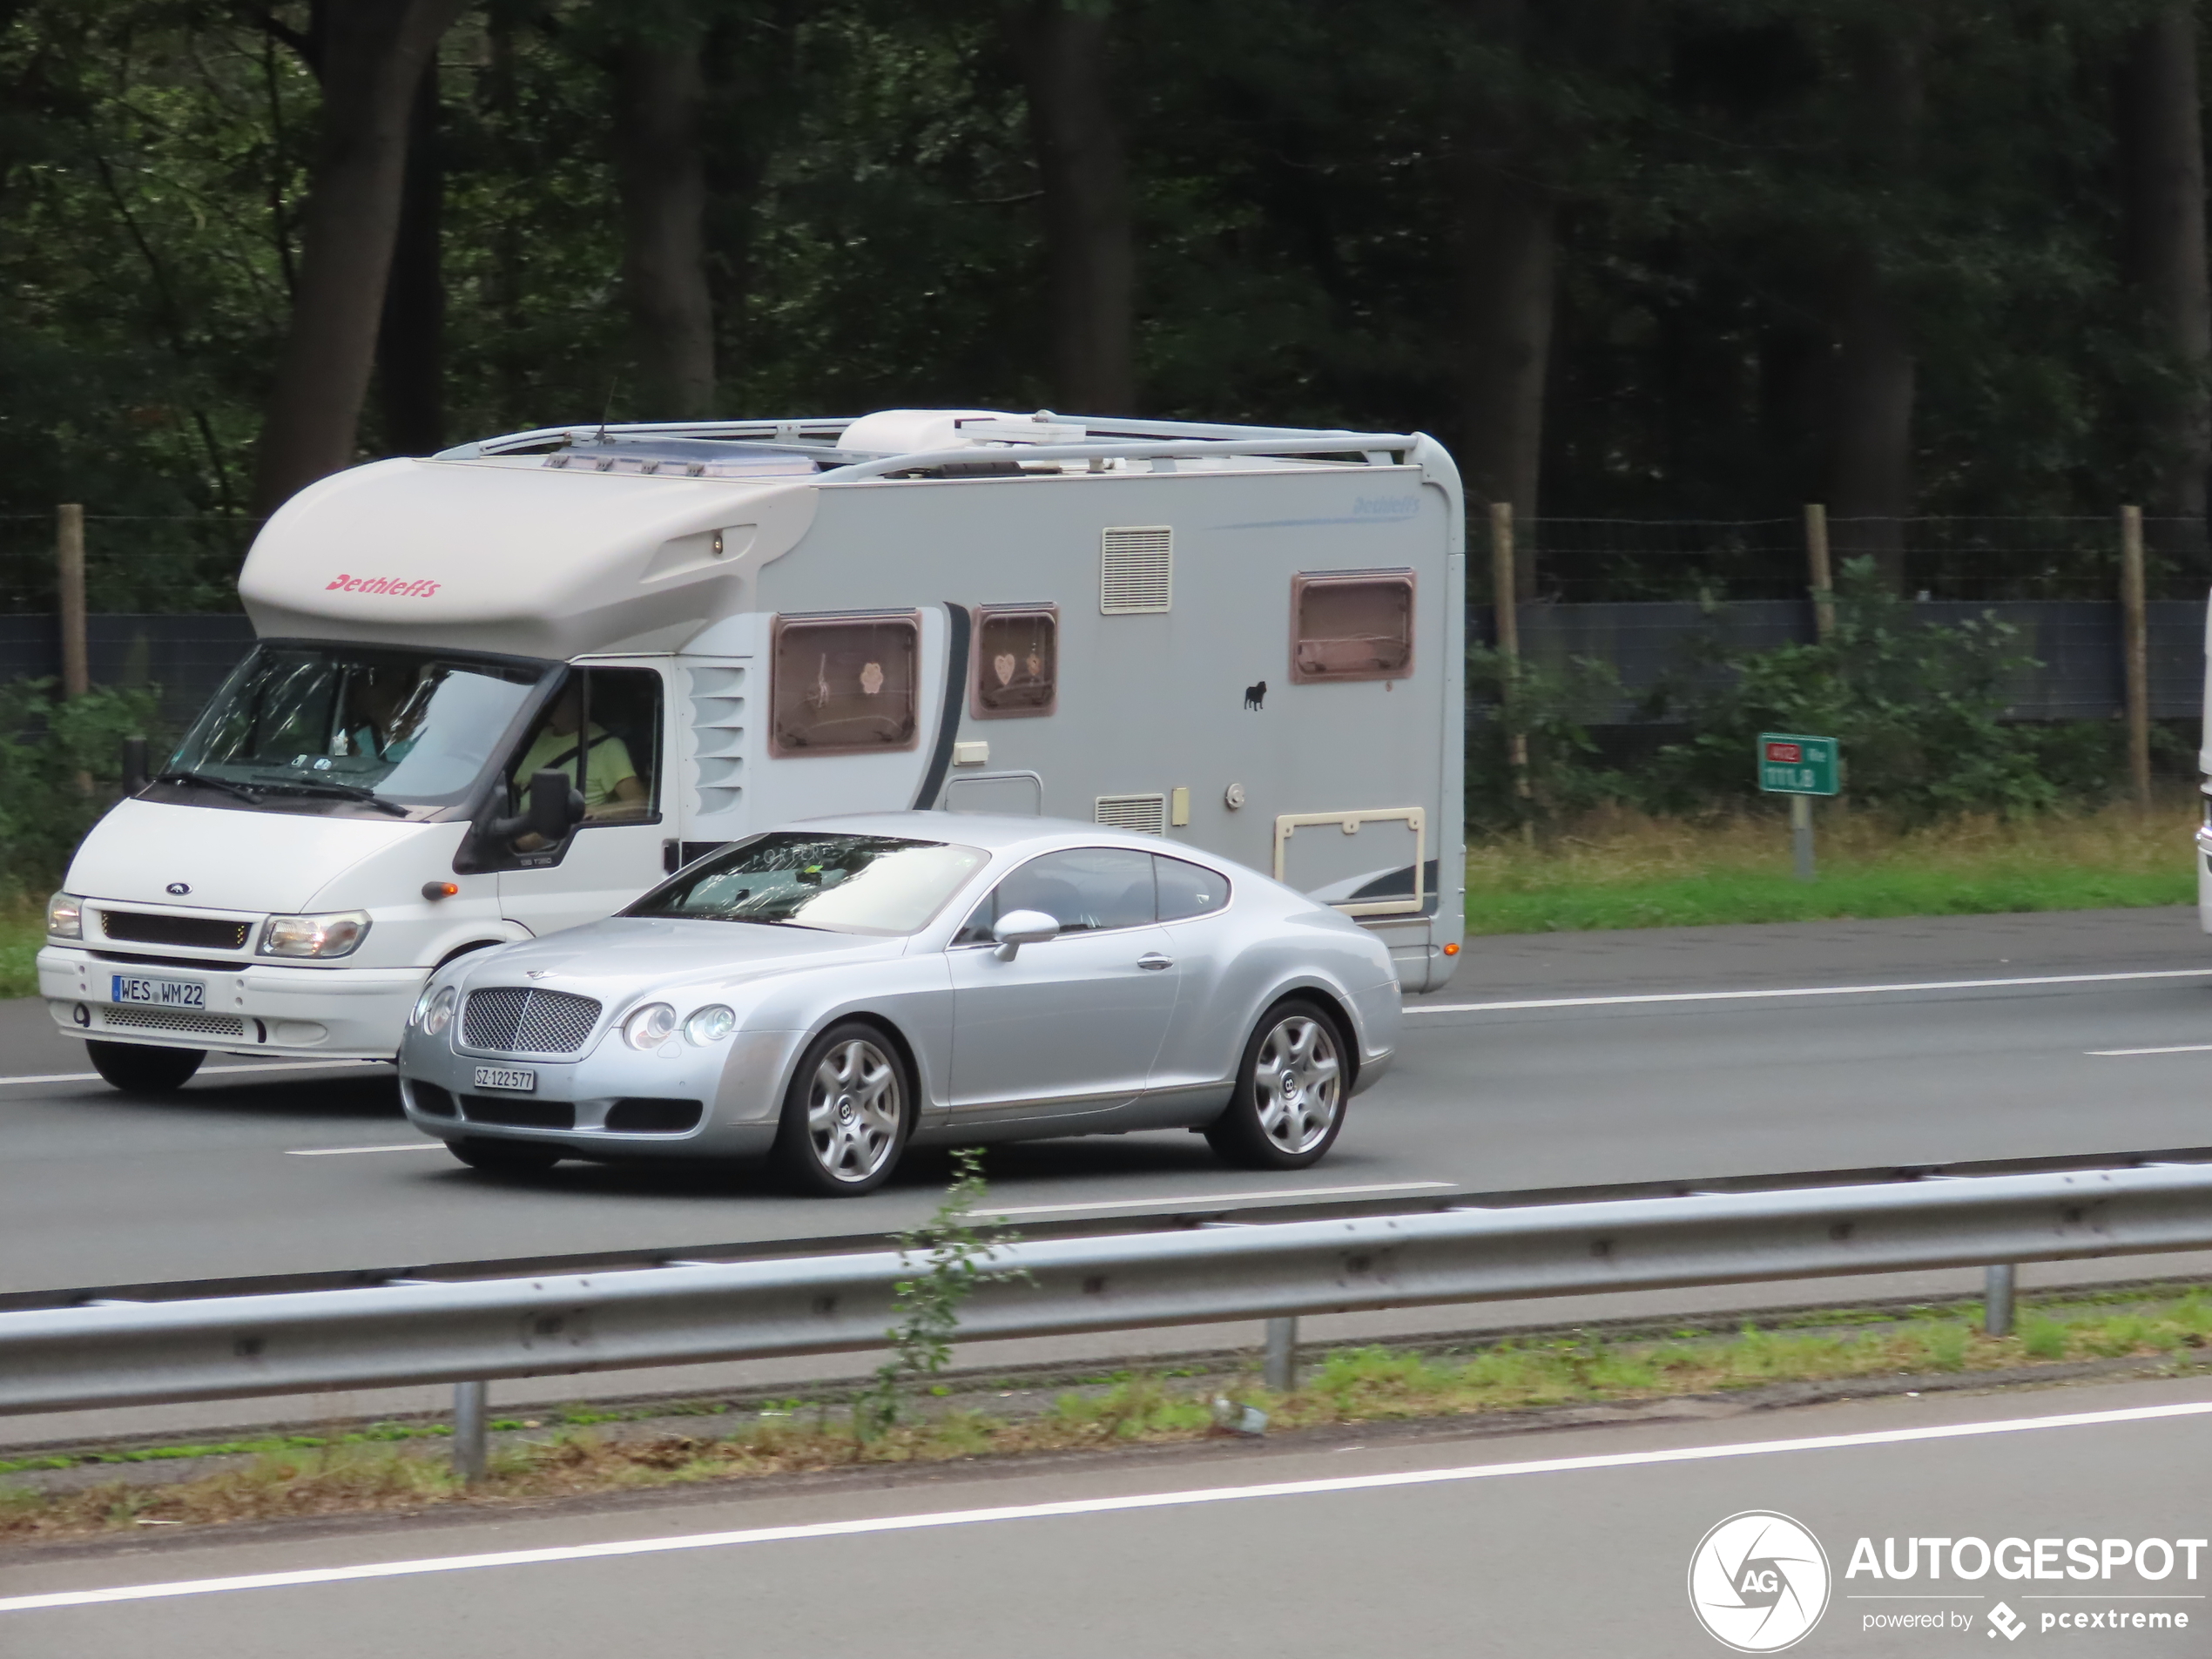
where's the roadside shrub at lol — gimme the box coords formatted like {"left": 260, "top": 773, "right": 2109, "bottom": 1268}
{"left": 0, "top": 679, "right": 161, "bottom": 898}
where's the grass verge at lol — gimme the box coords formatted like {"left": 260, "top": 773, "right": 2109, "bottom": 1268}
{"left": 1466, "top": 799, "right": 2196, "bottom": 934}
{"left": 5, "top": 1290, "right": 2208, "bottom": 1544}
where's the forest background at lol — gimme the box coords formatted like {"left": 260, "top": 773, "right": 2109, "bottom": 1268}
{"left": 1, "top": 0, "right": 2206, "bottom": 578}
{"left": 0, "top": 0, "right": 2209, "bottom": 925}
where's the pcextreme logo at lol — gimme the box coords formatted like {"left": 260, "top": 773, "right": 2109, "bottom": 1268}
{"left": 325, "top": 574, "right": 441, "bottom": 597}
{"left": 1689, "top": 1511, "right": 1832, "bottom": 1652}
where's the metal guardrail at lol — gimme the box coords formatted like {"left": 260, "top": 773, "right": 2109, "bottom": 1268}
{"left": 6, "top": 1163, "right": 2212, "bottom": 1476}
{"left": 12, "top": 1142, "right": 2209, "bottom": 1317}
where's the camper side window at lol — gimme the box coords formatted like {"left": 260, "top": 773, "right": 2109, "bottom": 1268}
{"left": 1290, "top": 570, "right": 1415, "bottom": 684}
{"left": 770, "top": 613, "right": 922, "bottom": 756}
{"left": 971, "top": 604, "right": 1057, "bottom": 718}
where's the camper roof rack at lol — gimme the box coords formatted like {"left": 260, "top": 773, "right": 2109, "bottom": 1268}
{"left": 436, "top": 411, "right": 1425, "bottom": 479}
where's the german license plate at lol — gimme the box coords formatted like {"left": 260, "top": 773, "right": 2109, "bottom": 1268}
{"left": 473, "top": 1065, "right": 536, "bottom": 1093}
{"left": 109, "top": 974, "right": 206, "bottom": 1009}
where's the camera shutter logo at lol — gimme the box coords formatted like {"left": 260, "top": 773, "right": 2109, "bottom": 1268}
{"left": 1688, "top": 1511, "right": 1831, "bottom": 1652}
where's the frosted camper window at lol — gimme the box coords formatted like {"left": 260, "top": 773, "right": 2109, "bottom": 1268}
{"left": 769, "top": 613, "right": 921, "bottom": 756}
{"left": 972, "top": 605, "right": 1057, "bottom": 718}
{"left": 1290, "top": 570, "right": 1415, "bottom": 683}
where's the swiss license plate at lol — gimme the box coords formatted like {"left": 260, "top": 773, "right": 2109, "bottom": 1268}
{"left": 109, "top": 974, "right": 206, "bottom": 1009}
{"left": 473, "top": 1065, "right": 536, "bottom": 1093}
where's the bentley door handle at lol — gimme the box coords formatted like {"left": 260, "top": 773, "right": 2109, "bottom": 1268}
{"left": 1137, "top": 954, "right": 1174, "bottom": 970}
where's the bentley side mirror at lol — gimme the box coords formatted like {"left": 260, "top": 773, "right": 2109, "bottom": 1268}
{"left": 991, "top": 909, "right": 1060, "bottom": 961}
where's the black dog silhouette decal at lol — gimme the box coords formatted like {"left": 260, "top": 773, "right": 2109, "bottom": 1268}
{"left": 1244, "top": 679, "right": 1266, "bottom": 711}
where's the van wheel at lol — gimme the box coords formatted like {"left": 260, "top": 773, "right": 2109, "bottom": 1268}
{"left": 85, "top": 1041, "right": 204, "bottom": 1094}
{"left": 771, "top": 1022, "right": 911, "bottom": 1196}
{"left": 1204, "top": 999, "right": 1348, "bottom": 1170}
{"left": 448, "top": 1136, "right": 563, "bottom": 1175}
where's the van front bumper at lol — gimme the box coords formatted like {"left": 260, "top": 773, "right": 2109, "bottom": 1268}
{"left": 39, "top": 946, "right": 426, "bottom": 1060}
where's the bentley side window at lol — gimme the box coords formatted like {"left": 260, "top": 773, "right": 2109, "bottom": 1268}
{"left": 1154, "top": 854, "right": 1228, "bottom": 920}
{"left": 1291, "top": 570, "right": 1414, "bottom": 683}
{"left": 954, "top": 847, "right": 1157, "bottom": 943}
{"left": 972, "top": 604, "right": 1058, "bottom": 718}
{"left": 769, "top": 612, "right": 921, "bottom": 755}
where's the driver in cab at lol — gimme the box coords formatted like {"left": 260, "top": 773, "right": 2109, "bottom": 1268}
{"left": 512, "top": 680, "right": 647, "bottom": 847}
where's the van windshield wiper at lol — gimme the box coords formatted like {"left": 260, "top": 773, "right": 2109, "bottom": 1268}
{"left": 154, "top": 769, "right": 264, "bottom": 804}
{"left": 250, "top": 779, "right": 411, "bottom": 817}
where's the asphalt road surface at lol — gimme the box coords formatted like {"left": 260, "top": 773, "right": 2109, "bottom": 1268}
{"left": 4, "top": 1373, "right": 2206, "bottom": 1656}
{"left": 9, "top": 907, "right": 2212, "bottom": 1292}
{"left": 3, "top": 907, "right": 2210, "bottom": 1295}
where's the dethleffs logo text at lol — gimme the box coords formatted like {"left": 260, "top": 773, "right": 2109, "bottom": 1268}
{"left": 325, "top": 574, "right": 441, "bottom": 597}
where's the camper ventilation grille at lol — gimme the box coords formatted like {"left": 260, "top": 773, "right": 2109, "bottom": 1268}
{"left": 1095, "top": 792, "right": 1169, "bottom": 835}
{"left": 689, "top": 662, "right": 747, "bottom": 820}
{"left": 1100, "top": 526, "right": 1173, "bottom": 614}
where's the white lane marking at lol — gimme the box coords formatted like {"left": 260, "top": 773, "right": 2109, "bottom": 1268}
{"left": 285, "top": 1143, "right": 445, "bottom": 1157}
{"left": 5, "top": 1396, "right": 2208, "bottom": 1615}
{"left": 1408, "top": 967, "right": 2212, "bottom": 1015}
{"left": 2088, "top": 1044, "right": 2212, "bottom": 1057}
{"left": 973, "top": 1180, "right": 1454, "bottom": 1217}
{"left": 0, "top": 1061, "right": 379, "bottom": 1087}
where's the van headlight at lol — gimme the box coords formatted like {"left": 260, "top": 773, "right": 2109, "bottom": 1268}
{"left": 45, "top": 893, "right": 83, "bottom": 940}
{"left": 415, "top": 984, "right": 456, "bottom": 1035}
{"left": 260, "top": 910, "right": 372, "bottom": 958}
{"left": 684, "top": 1005, "right": 736, "bottom": 1044}
{"left": 624, "top": 1002, "right": 678, "bottom": 1049}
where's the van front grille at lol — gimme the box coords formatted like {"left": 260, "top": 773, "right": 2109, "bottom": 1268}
{"left": 462, "top": 988, "right": 601, "bottom": 1055}
{"left": 100, "top": 911, "right": 253, "bottom": 951}
{"left": 98, "top": 1005, "right": 247, "bottom": 1039}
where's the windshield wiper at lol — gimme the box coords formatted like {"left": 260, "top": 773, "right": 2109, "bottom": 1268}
{"left": 154, "top": 769, "right": 264, "bottom": 805}
{"left": 250, "top": 779, "right": 411, "bottom": 817}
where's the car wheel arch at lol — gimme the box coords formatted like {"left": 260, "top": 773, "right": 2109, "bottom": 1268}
{"left": 788, "top": 1010, "right": 926, "bottom": 1109}
{"left": 1248, "top": 982, "right": 1360, "bottom": 1094}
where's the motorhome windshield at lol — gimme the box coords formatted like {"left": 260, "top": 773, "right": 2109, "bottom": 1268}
{"left": 161, "top": 644, "right": 550, "bottom": 817}
{"left": 628, "top": 833, "right": 988, "bottom": 934}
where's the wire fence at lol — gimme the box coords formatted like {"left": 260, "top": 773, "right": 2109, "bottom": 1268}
{"left": 0, "top": 514, "right": 260, "bottom": 614}
{"left": 0, "top": 509, "right": 2203, "bottom": 611}
{"left": 1511, "top": 515, "right": 2209, "bottom": 604}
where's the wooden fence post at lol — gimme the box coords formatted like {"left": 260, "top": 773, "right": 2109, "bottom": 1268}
{"left": 1804, "top": 502, "right": 1835, "bottom": 642}
{"left": 57, "top": 503, "right": 87, "bottom": 698}
{"left": 1489, "top": 502, "right": 1531, "bottom": 824}
{"left": 2119, "top": 503, "right": 2151, "bottom": 812}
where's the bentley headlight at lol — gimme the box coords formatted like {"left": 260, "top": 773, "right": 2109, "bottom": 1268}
{"left": 420, "top": 984, "right": 456, "bottom": 1036}
{"left": 260, "top": 909, "right": 372, "bottom": 958}
{"left": 684, "top": 1005, "right": 736, "bottom": 1044}
{"left": 45, "top": 892, "right": 83, "bottom": 940}
{"left": 624, "top": 1002, "right": 678, "bottom": 1049}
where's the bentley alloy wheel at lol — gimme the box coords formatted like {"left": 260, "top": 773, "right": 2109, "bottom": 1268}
{"left": 1205, "top": 998, "right": 1351, "bottom": 1170}
{"left": 773, "top": 1021, "right": 912, "bottom": 1195}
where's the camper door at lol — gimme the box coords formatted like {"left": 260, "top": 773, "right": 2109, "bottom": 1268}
{"left": 496, "top": 661, "right": 671, "bottom": 937}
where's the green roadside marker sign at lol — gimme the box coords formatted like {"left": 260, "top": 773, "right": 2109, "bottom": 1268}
{"left": 1757, "top": 732, "right": 1838, "bottom": 796}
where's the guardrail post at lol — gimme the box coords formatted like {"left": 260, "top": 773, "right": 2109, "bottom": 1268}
{"left": 452, "top": 1379, "right": 489, "bottom": 1482}
{"left": 1263, "top": 1316, "right": 1298, "bottom": 1393}
{"left": 1985, "top": 1264, "right": 2016, "bottom": 1338}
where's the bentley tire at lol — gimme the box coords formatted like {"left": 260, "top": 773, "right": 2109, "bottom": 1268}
{"left": 448, "top": 1136, "right": 563, "bottom": 1175}
{"left": 771, "top": 1022, "right": 912, "bottom": 1196}
{"left": 1204, "top": 998, "right": 1349, "bottom": 1170}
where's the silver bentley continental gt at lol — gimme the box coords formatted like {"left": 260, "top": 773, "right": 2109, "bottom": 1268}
{"left": 396, "top": 813, "right": 1402, "bottom": 1195}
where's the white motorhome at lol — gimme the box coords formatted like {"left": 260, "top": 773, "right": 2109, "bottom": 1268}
{"left": 39, "top": 409, "right": 1466, "bottom": 1089}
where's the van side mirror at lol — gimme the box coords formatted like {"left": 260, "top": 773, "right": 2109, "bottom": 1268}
{"left": 525, "top": 768, "right": 586, "bottom": 843}
{"left": 489, "top": 768, "right": 586, "bottom": 849}
{"left": 991, "top": 908, "right": 1059, "bottom": 961}
{"left": 119, "top": 735, "right": 148, "bottom": 795}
